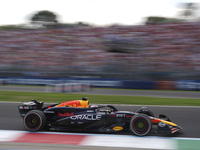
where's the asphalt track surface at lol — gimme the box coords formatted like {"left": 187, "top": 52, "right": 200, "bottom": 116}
{"left": 0, "top": 86, "right": 200, "bottom": 150}
{"left": 0, "top": 101, "right": 199, "bottom": 138}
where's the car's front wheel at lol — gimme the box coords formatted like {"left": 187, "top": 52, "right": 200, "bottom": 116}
{"left": 23, "top": 110, "right": 46, "bottom": 131}
{"left": 130, "top": 114, "right": 152, "bottom": 136}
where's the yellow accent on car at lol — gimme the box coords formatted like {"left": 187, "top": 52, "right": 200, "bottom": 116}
{"left": 32, "top": 119, "right": 36, "bottom": 123}
{"left": 113, "top": 126, "right": 123, "bottom": 131}
{"left": 79, "top": 100, "right": 89, "bottom": 108}
{"left": 160, "top": 119, "right": 177, "bottom": 126}
{"left": 138, "top": 123, "right": 144, "bottom": 128}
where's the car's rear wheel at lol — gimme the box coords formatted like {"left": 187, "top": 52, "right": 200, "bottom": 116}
{"left": 23, "top": 110, "right": 46, "bottom": 131}
{"left": 130, "top": 114, "right": 152, "bottom": 136}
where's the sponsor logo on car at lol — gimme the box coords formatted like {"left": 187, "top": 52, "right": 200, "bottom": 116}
{"left": 113, "top": 126, "right": 123, "bottom": 131}
{"left": 58, "top": 112, "right": 74, "bottom": 117}
{"left": 158, "top": 122, "right": 166, "bottom": 127}
{"left": 87, "top": 110, "right": 94, "bottom": 112}
{"left": 70, "top": 114, "right": 101, "bottom": 120}
{"left": 19, "top": 106, "right": 32, "bottom": 109}
{"left": 44, "top": 111, "right": 55, "bottom": 114}
{"left": 116, "top": 114, "right": 126, "bottom": 117}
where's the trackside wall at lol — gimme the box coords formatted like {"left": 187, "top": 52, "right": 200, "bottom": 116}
{"left": 1, "top": 77, "right": 200, "bottom": 91}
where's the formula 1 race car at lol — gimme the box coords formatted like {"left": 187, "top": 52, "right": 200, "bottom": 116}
{"left": 18, "top": 97, "right": 182, "bottom": 136}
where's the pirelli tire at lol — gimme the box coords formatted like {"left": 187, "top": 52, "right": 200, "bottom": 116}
{"left": 130, "top": 114, "right": 152, "bottom": 136}
{"left": 23, "top": 110, "right": 46, "bottom": 131}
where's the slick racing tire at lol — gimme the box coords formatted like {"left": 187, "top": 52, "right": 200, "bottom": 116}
{"left": 23, "top": 110, "right": 46, "bottom": 131}
{"left": 130, "top": 114, "right": 152, "bottom": 136}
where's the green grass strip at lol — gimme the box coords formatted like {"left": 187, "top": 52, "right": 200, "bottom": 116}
{"left": 177, "top": 139, "right": 200, "bottom": 150}
{"left": 0, "top": 91, "right": 200, "bottom": 106}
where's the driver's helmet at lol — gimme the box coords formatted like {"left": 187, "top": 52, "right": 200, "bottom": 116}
{"left": 90, "top": 105, "right": 99, "bottom": 112}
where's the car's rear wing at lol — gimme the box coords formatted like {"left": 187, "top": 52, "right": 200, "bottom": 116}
{"left": 18, "top": 99, "right": 44, "bottom": 117}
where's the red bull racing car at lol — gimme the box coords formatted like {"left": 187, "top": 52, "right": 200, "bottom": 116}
{"left": 18, "top": 97, "right": 182, "bottom": 136}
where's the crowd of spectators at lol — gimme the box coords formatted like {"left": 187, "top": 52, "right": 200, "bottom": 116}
{"left": 0, "top": 22, "right": 200, "bottom": 80}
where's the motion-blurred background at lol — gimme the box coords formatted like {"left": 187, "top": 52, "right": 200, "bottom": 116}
{"left": 0, "top": 0, "right": 200, "bottom": 90}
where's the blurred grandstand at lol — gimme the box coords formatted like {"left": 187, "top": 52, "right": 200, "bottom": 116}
{"left": 0, "top": 22, "right": 200, "bottom": 80}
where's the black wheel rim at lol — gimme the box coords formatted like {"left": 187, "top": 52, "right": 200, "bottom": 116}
{"left": 25, "top": 114, "right": 40, "bottom": 130}
{"left": 132, "top": 117, "right": 149, "bottom": 134}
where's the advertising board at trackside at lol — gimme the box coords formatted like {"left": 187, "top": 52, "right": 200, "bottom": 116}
{"left": 0, "top": 77, "right": 154, "bottom": 89}
{"left": 1, "top": 77, "right": 200, "bottom": 91}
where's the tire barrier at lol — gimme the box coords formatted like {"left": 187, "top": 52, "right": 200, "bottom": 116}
{"left": 45, "top": 83, "right": 91, "bottom": 93}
